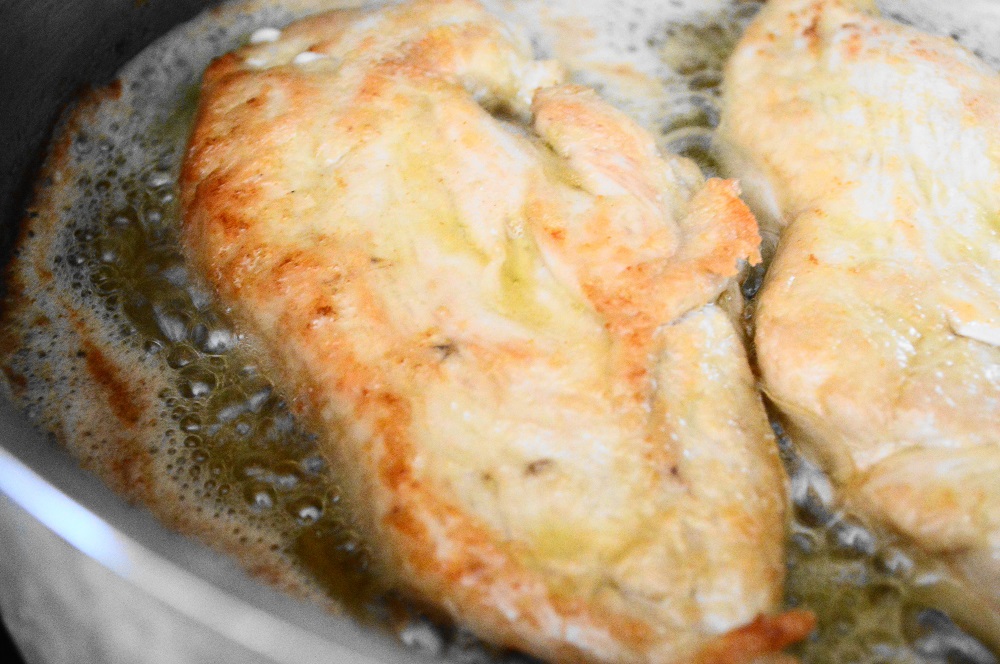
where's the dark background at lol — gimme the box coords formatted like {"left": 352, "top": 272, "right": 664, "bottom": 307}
{"left": 0, "top": 612, "right": 26, "bottom": 663}
{"left": 0, "top": 0, "right": 218, "bottom": 272}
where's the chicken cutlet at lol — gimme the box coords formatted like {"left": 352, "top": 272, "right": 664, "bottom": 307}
{"left": 181, "top": 0, "right": 812, "bottom": 660}
{"left": 717, "top": 0, "right": 1000, "bottom": 634}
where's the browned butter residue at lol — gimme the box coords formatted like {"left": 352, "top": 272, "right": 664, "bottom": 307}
{"left": 80, "top": 339, "right": 142, "bottom": 427}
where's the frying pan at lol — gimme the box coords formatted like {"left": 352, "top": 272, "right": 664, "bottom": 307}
{"left": 0, "top": 1, "right": 997, "bottom": 662}
{"left": 0, "top": 2, "right": 435, "bottom": 662}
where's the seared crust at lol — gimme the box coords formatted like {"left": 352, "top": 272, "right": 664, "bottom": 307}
{"left": 717, "top": 0, "right": 1000, "bottom": 634}
{"left": 182, "top": 0, "right": 800, "bottom": 661}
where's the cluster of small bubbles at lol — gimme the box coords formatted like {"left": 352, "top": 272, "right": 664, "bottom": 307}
{"left": 774, "top": 420, "right": 994, "bottom": 663}
{"left": 30, "top": 0, "right": 381, "bottom": 624}
{"left": 650, "top": 1, "right": 764, "bottom": 176}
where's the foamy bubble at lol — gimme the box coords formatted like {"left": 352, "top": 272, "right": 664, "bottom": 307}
{"left": 249, "top": 26, "right": 282, "bottom": 44}
{"left": 290, "top": 496, "right": 324, "bottom": 524}
{"left": 292, "top": 51, "right": 327, "bottom": 65}
{"left": 400, "top": 618, "right": 445, "bottom": 656}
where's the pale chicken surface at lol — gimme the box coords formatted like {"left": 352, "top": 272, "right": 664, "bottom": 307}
{"left": 181, "top": 0, "right": 811, "bottom": 660}
{"left": 718, "top": 0, "right": 1000, "bottom": 631}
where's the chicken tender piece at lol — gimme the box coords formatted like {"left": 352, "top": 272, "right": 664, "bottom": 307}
{"left": 717, "top": 0, "right": 1000, "bottom": 634}
{"left": 181, "top": 0, "right": 811, "bottom": 660}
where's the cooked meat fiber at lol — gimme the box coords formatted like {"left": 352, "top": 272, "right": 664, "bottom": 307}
{"left": 718, "top": 0, "right": 1000, "bottom": 632}
{"left": 181, "top": 0, "right": 810, "bottom": 660}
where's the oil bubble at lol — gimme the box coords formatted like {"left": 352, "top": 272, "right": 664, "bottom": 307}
{"left": 661, "top": 95, "right": 719, "bottom": 133}
{"left": 244, "top": 484, "right": 276, "bottom": 512}
{"left": 663, "top": 128, "right": 720, "bottom": 177}
{"left": 289, "top": 496, "right": 324, "bottom": 525}
{"left": 178, "top": 365, "right": 217, "bottom": 398}
{"left": 270, "top": 461, "right": 303, "bottom": 490}
{"left": 200, "top": 327, "right": 237, "bottom": 354}
{"left": 180, "top": 413, "right": 201, "bottom": 432}
{"left": 167, "top": 344, "right": 199, "bottom": 368}
{"left": 153, "top": 303, "right": 190, "bottom": 342}
{"left": 302, "top": 455, "right": 326, "bottom": 475}
{"left": 246, "top": 382, "right": 273, "bottom": 411}
{"left": 147, "top": 170, "right": 173, "bottom": 188}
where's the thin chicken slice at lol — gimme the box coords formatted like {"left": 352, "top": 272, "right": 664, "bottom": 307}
{"left": 181, "top": 0, "right": 811, "bottom": 660}
{"left": 717, "top": 0, "right": 1000, "bottom": 637}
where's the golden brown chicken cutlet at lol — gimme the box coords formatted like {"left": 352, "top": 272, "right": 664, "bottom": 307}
{"left": 717, "top": 0, "right": 1000, "bottom": 641}
{"left": 181, "top": 0, "right": 812, "bottom": 660}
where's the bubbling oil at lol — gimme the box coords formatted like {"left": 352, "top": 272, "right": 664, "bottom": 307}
{"left": 61, "top": 91, "right": 377, "bottom": 615}
{"left": 7, "top": 0, "right": 999, "bottom": 662}
{"left": 32, "top": 0, "right": 385, "bottom": 622}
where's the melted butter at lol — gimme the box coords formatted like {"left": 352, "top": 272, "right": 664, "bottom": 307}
{"left": 527, "top": 521, "right": 588, "bottom": 561}
{"left": 396, "top": 142, "right": 491, "bottom": 265}
{"left": 84, "top": 165, "right": 381, "bottom": 617}
{"left": 34, "top": 19, "right": 384, "bottom": 619}
{"left": 535, "top": 139, "right": 587, "bottom": 190}
{"left": 497, "top": 229, "right": 552, "bottom": 329}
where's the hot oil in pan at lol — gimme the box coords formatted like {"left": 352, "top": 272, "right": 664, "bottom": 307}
{"left": 655, "top": 9, "right": 999, "bottom": 663}
{"left": 2, "top": 0, "right": 395, "bottom": 628}
{"left": 94, "top": 184, "right": 370, "bottom": 592}
{"left": 54, "top": 81, "right": 380, "bottom": 615}
{"left": 5, "top": 0, "right": 998, "bottom": 662}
